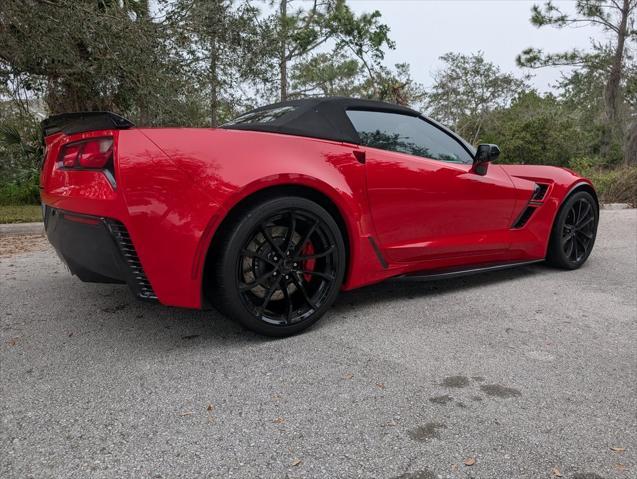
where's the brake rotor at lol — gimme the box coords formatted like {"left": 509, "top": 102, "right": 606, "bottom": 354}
{"left": 241, "top": 226, "right": 301, "bottom": 300}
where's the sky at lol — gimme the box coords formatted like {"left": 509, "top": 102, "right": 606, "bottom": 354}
{"left": 328, "top": 0, "right": 604, "bottom": 92}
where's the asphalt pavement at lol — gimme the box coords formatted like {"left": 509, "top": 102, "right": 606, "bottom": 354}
{"left": 1, "top": 210, "right": 636, "bottom": 478}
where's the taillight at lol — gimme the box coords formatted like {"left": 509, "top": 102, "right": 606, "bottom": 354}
{"left": 58, "top": 137, "right": 113, "bottom": 169}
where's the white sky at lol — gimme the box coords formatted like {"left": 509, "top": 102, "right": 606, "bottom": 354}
{"left": 318, "top": 0, "right": 605, "bottom": 92}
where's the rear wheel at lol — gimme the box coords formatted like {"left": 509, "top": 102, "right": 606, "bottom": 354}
{"left": 210, "top": 196, "right": 346, "bottom": 336}
{"left": 546, "top": 190, "right": 598, "bottom": 269}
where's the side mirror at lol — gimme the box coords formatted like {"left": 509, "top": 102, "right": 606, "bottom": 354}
{"left": 472, "top": 144, "right": 500, "bottom": 175}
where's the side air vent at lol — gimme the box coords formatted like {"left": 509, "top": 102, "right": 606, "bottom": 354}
{"left": 106, "top": 220, "right": 157, "bottom": 300}
{"left": 532, "top": 183, "right": 549, "bottom": 201}
{"left": 513, "top": 206, "right": 536, "bottom": 229}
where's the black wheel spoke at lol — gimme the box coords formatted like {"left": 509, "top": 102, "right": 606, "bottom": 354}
{"left": 578, "top": 230, "right": 593, "bottom": 240}
{"left": 257, "top": 278, "right": 281, "bottom": 316}
{"left": 296, "top": 245, "right": 335, "bottom": 261}
{"left": 241, "top": 250, "right": 277, "bottom": 267}
{"left": 295, "top": 220, "right": 319, "bottom": 255}
{"left": 298, "top": 269, "right": 334, "bottom": 282}
{"left": 284, "top": 211, "right": 297, "bottom": 253}
{"left": 577, "top": 202, "right": 591, "bottom": 224}
{"left": 239, "top": 270, "right": 276, "bottom": 291}
{"left": 574, "top": 234, "right": 588, "bottom": 250}
{"left": 280, "top": 279, "right": 293, "bottom": 323}
{"left": 563, "top": 237, "right": 574, "bottom": 258}
{"left": 560, "top": 231, "right": 572, "bottom": 247}
{"left": 291, "top": 274, "right": 317, "bottom": 310}
{"left": 260, "top": 224, "right": 284, "bottom": 257}
{"left": 577, "top": 216, "right": 594, "bottom": 229}
{"left": 573, "top": 236, "right": 580, "bottom": 260}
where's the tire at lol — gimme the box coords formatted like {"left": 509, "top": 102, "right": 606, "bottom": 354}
{"left": 209, "top": 196, "right": 346, "bottom": 337}
{"left": 546, "top": 190, "right": 598, "bottom": 270}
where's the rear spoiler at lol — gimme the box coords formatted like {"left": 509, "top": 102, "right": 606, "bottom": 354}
{"left": 41, "top": 112, "right": 134, "bottom": 137}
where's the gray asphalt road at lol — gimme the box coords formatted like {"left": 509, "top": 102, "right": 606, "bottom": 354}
{"left": 1, "top": 210, "right": 636, "bottom": 479}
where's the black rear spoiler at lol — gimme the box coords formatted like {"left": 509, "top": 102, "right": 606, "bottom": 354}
{"left": 41, "top": 112, "right": 134, "bottom": 137}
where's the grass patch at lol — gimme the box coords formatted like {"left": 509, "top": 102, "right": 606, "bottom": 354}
{"left": 0, "top": 204, "right": 43, "bottom": 223}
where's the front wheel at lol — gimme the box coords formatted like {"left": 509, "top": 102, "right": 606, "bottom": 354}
{"left": 210, "top": 196, "right": 346, "bottom": 337}
{"left": 546, "top": 190, "right": 598, "bottom": 269}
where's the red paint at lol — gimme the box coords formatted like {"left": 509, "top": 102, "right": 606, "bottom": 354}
{"left": 40, "top": 127, "right": 595, "bottom": 309}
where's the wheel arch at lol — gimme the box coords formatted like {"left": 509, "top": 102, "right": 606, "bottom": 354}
{"left": 564, "top": 181, "right": 599, "bottom": 210}
{"left": 198, "top": 182, "right": 355, "bottom": 306}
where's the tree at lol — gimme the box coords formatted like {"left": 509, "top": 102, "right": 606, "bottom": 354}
{"left": 357, "top": 63, "right": 426, "bottom": 107}
{"left": 426, "top": 52, "right": 528, "bottom": 143}
{"left": 479, "top": 91, "right": 587, "bottom": 166}
{"left": 517, "top": 0, "right": 637, "bottom": 163}
{"left": 0, "top": 0, "right": 163, "bottom": 116}
{"left": 290, "top": 54, "right": 425, "bottom": 108}
{"left": 290, "top": 52, "right": 361, "bottom": 97}
{"left": 270, "top": 0, "right": 393, "bottom": 101}
{"left": 163, "top": 0, "right": 266, "bottom": 126}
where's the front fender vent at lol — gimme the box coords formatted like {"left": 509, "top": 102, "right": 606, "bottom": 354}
{"left": 532, "top": 183, "right": 549, "bottom": 201}
{"left": 512, "top": 205, "right": 537, "bottom": 229}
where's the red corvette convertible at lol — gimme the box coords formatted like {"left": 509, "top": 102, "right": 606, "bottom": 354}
{"left": 40, "top": 97, "right": 599, "bottom": 336}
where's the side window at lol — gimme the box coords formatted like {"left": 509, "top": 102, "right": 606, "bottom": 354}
{"left": 346, "top": 110, "right": 473, "bottom": 165}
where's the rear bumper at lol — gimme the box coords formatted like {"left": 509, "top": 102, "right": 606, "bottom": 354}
{"left": 44, "top": 206, "right": 157, "bottom": 300}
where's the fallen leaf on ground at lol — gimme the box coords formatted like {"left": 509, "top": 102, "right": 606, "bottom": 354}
{"left": 206, "top": 403, "right": 214, "bottom": 423}
{"left": 463, "top": 457, "right": 476, "bottom": 466}
{"left": 179, "top": 411, "right": 193, "bottom": 416}
{"left": 291, "top": 458, "right": 302, "bottom": 466}
{"left": 7, "top": 338, "right": 18, "bottom": 346}
{"left": 342, "top": 373, "right": 354, "bottom": 380}
{"left": 376, "top": 382, "right": 385, "bottom": 389}
{"left": 610, "top": 447, "right": 625, "bottom": 452}
{"left": 273, "top": 417, "right": 285, "bottom": 424}
{"left": 614, "top": 464, "right": 626, "bottom": 472}
{"left": 551, "top": 467, "right": 563, "bottom": 477}
{"left": 451, "top": 464, "right": 459, "bottom": 472}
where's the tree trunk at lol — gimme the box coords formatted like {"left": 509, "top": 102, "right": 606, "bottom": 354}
{"left": 626, "top": 118, "right": 637, "bottom": 165}
{"left": 279, "top": 0, "right": 288, "bottom": 102}
{"left": 601, "top": 0, "right": 629, "bottom": 158}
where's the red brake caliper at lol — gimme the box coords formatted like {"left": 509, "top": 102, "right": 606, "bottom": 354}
{"left": 302, "top": 242, "right": 315, "bottom": 282}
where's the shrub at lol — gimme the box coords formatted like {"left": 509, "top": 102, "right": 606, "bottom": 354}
{"left": 0, "top": 178, "right": 40, "bottom": 205}
{"left": 570, "top": 157, "right": 637, "bottom": 206}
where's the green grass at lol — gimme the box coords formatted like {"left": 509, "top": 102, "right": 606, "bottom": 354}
{"left": 0, "top": 204, "right": 43, "bottom": 223}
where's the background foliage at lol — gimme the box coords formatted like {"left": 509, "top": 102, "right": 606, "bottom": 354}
{"left": 0, "top": 0, "right": 635, "bottom": 207}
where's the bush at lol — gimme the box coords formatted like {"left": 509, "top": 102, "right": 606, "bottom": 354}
{"left": 570, "top": 157, "right": 637, "bottom": 206}
{"left": 0, "top": 178, "right": 40, "bottom": 205}
{"left": 0, "top": 117, "right": 43, "bottom": 205}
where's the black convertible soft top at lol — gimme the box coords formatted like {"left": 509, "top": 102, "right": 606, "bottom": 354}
{"left": 222, "top": 97, "right": 425, "bottom": 145}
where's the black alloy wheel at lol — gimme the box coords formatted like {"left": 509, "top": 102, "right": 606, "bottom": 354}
{"left": 210, "top": 196, "right": 345, "bottom": 336}
{"left": 547, "top": 190, "right": 598, "bottom": 269}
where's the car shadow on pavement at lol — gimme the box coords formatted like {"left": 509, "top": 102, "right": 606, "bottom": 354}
{"left": 69, "top": 262, "right": 547, "bottom": 352}
{"left": 333, "top": 262, "right": 545, "bottom": 311}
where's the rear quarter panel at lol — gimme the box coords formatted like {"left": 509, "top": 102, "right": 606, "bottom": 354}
{"left": 118, "top": 128, "right": 379, "bottom": 308}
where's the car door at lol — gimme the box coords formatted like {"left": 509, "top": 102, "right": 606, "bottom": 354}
{"left": 346, "top": 109, "right": 519, "bottom": 263}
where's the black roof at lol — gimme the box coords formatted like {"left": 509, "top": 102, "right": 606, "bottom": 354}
{"left": 221, "top": 97, "right": 423, "bottom": 145}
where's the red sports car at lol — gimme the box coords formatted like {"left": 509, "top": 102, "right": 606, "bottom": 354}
{"left": 40, "top": 97, "right": 599, "bottom": 336}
